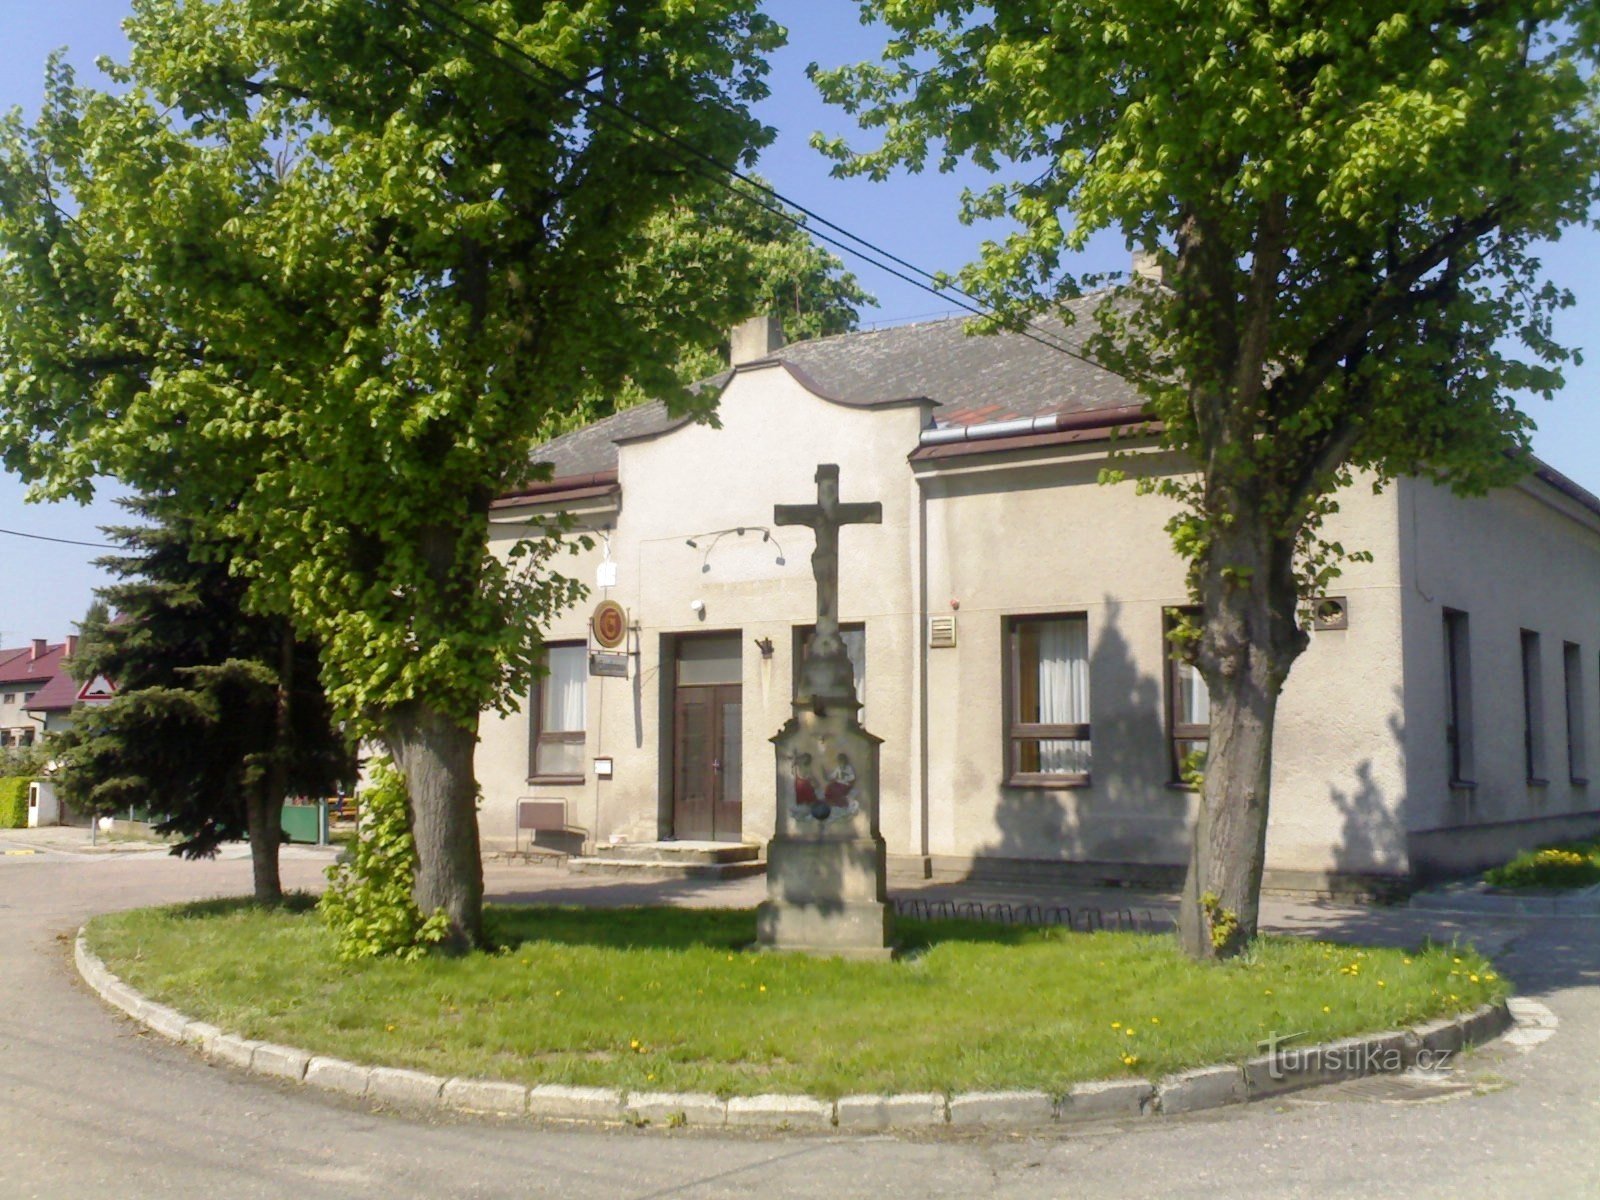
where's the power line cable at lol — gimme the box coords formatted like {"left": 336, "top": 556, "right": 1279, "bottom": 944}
{"left": 389, "top": 0, "right": 1138, "bottom": 383}
{"left": 0, "top": 526, "right": 111, "bottom": 549}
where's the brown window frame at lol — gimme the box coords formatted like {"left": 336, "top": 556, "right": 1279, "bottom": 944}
{"left": 1164, "top": 608, "right": 1209, "bottom": 787}
{"left": 528, "top": 641, "right": 587, "bottom": 785}
{"left": 1564, "top": 640, "right": 1587, "bottom": 785}
{"left": 1443, "top": 609, "right": 1475, "bottom": 786}
{"left": 1003, "top": 613, "right": 1091, "bottom": 788}
{"left": 1522, "top": 629, "right": 1547, "bottom": 784}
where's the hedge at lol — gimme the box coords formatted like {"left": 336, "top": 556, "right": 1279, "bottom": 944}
{"left": 0, "top": 777, "right": 29, "bottom": 829}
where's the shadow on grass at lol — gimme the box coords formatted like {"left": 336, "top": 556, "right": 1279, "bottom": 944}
{"left": 484, "top": 905, "right": 1076, "bottom": 955}
{"left": 153, "top": 892, "right": 320, "bottom": 920}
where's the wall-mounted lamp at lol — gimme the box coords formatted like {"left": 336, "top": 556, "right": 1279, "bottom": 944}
{"left": 754, "top": 636, "right": 775, "bottom": 658}
{"left": 690, "top": 599, "right": 706, "bottom": 621}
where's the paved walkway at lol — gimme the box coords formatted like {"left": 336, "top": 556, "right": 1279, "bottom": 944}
{"left": 3, "top": 848, "right": 1596, "bottom": 1199}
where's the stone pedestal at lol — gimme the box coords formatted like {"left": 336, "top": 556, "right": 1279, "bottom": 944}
{"left": 756, "top": 703, "right": 893, "bottom": 959}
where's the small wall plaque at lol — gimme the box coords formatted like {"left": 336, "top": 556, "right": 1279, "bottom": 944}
{"left": 589, "top": 651, "right": 629, "bottom": 678}
{"left": 591, "top": 599, "right": 628, "bottom": 648}
{"left": 593, "top": 757, "right": 614, "bottom": 779}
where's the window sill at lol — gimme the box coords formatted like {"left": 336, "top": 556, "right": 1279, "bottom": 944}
{"left": 1527, "top": 777, "right": 1551, "bottom": 787}
{"left": 1448, "top": 779, "right": 1477, "bottom": 790}
{"left": 1006, "top": 774, "right": 1091, "bottom": 790}
{"left": 527, "top": 775, "right": 585, "bottom": 787}
{"left": 1572, "top": 777, "right": 1590, "bottom": 787}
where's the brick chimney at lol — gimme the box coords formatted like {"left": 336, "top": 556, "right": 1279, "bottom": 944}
{"left": 31, "top": 638, "right": 47, "bottom": 661}
{"left": 65, "top": 634, "right": 80, "bottom": 659}
{"left": 729, "top": 315, "right": 785, "bottom": 367}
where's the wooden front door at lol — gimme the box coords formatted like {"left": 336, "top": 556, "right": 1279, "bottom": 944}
{"left": 672, "top": 683, "right": 742, "bottom": 841}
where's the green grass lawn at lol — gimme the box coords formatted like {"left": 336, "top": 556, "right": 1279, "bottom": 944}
{"left": 86, "top": 901, "right": 1508, "bottom": 1099}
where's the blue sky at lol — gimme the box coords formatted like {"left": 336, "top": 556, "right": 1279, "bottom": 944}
{"left": 0, "top": 1, "right": 1595, "bottom": 642}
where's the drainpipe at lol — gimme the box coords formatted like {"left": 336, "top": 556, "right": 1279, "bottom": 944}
{"left": 917, "top": 404, "right": 1150, "bottom": 448}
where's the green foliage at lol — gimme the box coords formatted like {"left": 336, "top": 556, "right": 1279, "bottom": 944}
{"left": 50, "top": 494, "right": 354, "bottom": 858}
{"left": 816, "top": 2, "right": 1599, "bottom": 594}
{"left": 1484, "top": 841, "right": 1600, "bottom": 890}
{"left": 0, "top": 777, "right": 29, "bottom": 829}
{"left": 0, "top": 1, "right": 787, "bottom": 735}
{"left": 0, "top": 743, "right": 50, "bottom": 780}
{"left": 319, "top": 761, "right": 449, "bottom": 961}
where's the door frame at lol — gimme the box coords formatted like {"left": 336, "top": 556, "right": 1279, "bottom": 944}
{"left": 663, "top": 630, "right": 743, "bottom": 841}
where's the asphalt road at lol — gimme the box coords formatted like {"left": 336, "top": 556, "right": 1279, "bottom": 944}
{"left": 2, "top": 846, "right": 1597, "bottom": 1200}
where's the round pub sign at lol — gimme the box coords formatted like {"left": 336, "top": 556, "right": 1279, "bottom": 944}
{"left": 591, "top": 599, "right": 628, "bottom": 649}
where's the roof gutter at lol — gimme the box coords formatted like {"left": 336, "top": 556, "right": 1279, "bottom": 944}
{"left": 917, "top": 404, "right": 1150, "bottom": 447}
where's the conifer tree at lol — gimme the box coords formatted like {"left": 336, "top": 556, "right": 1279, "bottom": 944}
{"left": 54, "top": 495, "right": 354, "bottom": 902}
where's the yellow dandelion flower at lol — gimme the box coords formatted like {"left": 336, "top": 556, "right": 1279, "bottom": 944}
{"left": 1322, "top": 1005, "right": 1331, "bottom": 1013}
{"left": 1377, "top": 981, "right": 1386, "bottom": 988}
{"left": 759, "top": 984, "right": 767, "bottom": 993}
{"left": 1150, "top": 1017, "right": 1160, "bottom": 1024}
{"left": 1469, "top": 974, "right": 1480, "bottom": 983}
{"left": 385, "top": 1024, "right": 396, "bottom": 1032}
{"left": 1110, "top": 1021, "right": 1121, "bottom": 1029}
{"left": 1264, "top": 989, "right": 1274, "bottom": 995}
{"left": 1125, "top": 1028, "right": 1135, "bottom": 1037}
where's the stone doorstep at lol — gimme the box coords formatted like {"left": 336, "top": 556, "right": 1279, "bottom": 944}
{"left": 73, "top": 926, "right": 1529, "bottom": 1135}
{"left": 725, "top": 1094, "right": 835, "bottom": 1129}
{"left": 624, "top": 1091, "right": 728, "bottom": 1128}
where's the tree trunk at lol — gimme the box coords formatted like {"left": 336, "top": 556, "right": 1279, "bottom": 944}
{"left": 244, "top": 779, "right": 284, "bottom": 905}
{"left": 386, "top": 701, "right": 484, "bottom": 954}
{"left": 1178, "top": 525, "right": 1306, "bottom": 960}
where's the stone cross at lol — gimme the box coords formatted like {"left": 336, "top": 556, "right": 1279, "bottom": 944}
{"left": 775, "top": 465, "right": 881, "bottom": 707}
{"left": 775, "top": 464, "right": 881, "bottom": 642}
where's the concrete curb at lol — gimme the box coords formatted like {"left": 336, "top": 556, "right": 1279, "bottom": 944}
{"left": 73, "top": 928, "right": 1524, "bottom": 1134}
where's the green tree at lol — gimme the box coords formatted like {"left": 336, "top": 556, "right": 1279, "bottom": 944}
{"left": 0, "top": 1, "right": 784, "bottom": 948}
{"left": 53, "top": 495, "right": 354, "bottom": 902}
{"left": 658, "top": 180, "right": 874, "bottom": 387}
{"left": 817, "top": 2, "right": 1600, "bottom": 956}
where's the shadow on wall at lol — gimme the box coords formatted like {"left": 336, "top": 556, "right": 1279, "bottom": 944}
{"left": 1326, "top": 694, "right": 1410, "bottom": 888}
{"left": 971, "top": 597, "right": 1191, "bottom": 882}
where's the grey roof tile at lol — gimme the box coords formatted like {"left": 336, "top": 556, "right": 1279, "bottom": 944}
{"left": 532, "top": 297, "right": 1138, "bottom": 479}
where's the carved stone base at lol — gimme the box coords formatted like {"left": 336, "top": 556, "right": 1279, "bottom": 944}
{"left": 756, "top": 834, "right": 894, "bottom": 959}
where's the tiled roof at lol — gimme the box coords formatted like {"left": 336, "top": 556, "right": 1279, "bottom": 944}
{"left": 24, "top": 669, "right": 79, "bottom": 713}
{"left": 532, "top": 296, "right": 1138, "bottom": 480}
{"left": 0, "top": 643, "right": 65, "bottom": 687}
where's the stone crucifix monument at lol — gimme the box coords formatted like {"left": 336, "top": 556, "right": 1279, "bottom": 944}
{"left": 756, "top": 463, "right": 894, "bottom": 959}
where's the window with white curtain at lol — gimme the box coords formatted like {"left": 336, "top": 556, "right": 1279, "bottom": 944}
{"left": 1165, "top": 608, "right": 1210, "bottom": 785}
{"left": 1006, "top": 614, "right": 1090, "bottom": 783}
{"left": 530, "top": 642, "right": 587, "bottom": 780}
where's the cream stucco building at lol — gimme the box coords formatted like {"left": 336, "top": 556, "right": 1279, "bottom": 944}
{"left": 476, "top": 314, "right": 1600, "bottom": 894}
